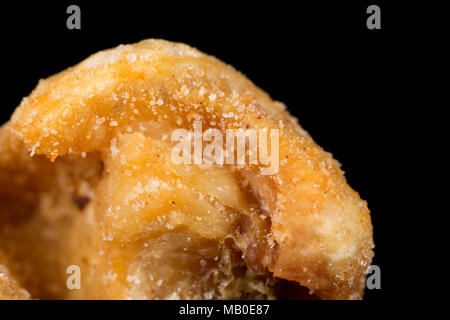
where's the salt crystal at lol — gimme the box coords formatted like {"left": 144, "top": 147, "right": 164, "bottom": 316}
{"left": 126, "top": 53, "right": 137, "bottom": 63}
{"left": 126, "top": 275, "right": 140, "bottom": 284}
{"left": 167, "top": 292, "right": 180, "bottom": 300}
{"left": 103, "top": 233, "right": 113, "bottom": 241}
{"left": 204, "top": 291, "right": 214, "bottom": 299}
{"left": 214, "top": 201, "right": 225, "bottom": 211}
{"left": 110, "top": 138, "right": 119, "bottom": 158}
{"left": 96, "top": 117, "right": 105, "bottom": 125}
{"left": 30, "top": 142, "right": 40, "bottom": 157}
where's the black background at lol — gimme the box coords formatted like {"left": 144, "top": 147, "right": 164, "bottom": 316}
{"left": 0, "top": 0, "right": 414, "bottom": 310}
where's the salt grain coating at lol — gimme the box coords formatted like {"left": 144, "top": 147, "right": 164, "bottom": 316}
{"left": 0, "top": 39, "right": 373, "bottom": 300}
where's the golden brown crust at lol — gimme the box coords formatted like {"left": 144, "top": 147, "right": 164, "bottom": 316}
{"left": 0, "top": 251, "right": 30, "bottom": 300}
{"left": 0, "top": 125, "right": 104, "bottom": 299}
{"left": 2, "top": 39, "right": 373, "bottom": 299}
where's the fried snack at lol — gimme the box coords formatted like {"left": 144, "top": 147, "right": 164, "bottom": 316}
{"left": 0, "top": 39, "right": 374, "bottom": 300}
{"left": 0, "top": 126, "right": 103, "bottom": 298}
{"left": 0, "top": 251, "right": 30, "bottom": 300}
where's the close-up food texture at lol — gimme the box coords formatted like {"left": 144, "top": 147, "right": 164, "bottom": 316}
{"left": 0, "top": 39, "right": 374, "bottom": 300}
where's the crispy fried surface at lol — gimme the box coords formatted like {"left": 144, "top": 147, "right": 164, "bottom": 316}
{"left": 0, "top": 251, "right": 30, "bottom": 300}
{"left": 0, "top": 39, "right": 374, "bottom": 299}
{"left": 0, "top": 126, "right": 103, "bottom": 298}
